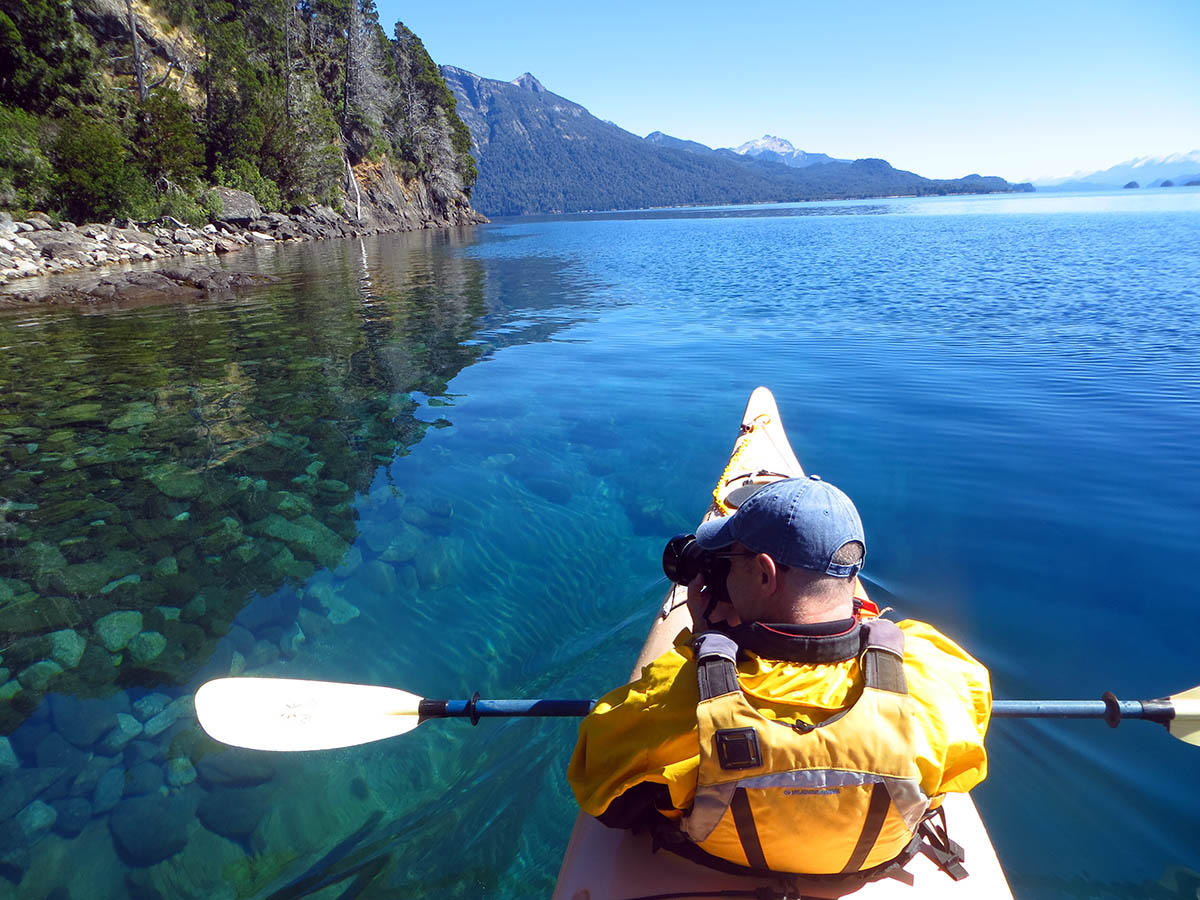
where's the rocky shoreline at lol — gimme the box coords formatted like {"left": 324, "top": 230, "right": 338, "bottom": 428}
{"left": 0, "top": 186, "right": 487, "bottom": 309}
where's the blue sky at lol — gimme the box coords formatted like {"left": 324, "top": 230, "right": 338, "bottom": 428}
{"left": 375, "top": 0, "right": 1200, "bottom": 183}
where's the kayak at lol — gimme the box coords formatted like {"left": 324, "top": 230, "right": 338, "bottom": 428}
{"left": 553, "top": 387, "right": 1013, "bottom": 899}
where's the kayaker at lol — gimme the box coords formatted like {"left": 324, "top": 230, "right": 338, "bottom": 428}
{"left": 567, "top": 475, "right": 991, "bottom": 889}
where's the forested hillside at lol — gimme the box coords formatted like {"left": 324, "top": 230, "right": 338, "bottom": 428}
{"left": 0, "top": 0, "right": 479, "bottom": 227}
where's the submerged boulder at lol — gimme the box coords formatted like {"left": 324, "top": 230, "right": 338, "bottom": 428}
{"left": 109, "top": 793, "right": 193, "bottom": 866}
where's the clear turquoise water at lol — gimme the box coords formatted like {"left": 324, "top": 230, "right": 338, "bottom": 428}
{"left": 1, "top": 189, "right": 1199, "bottom": 898}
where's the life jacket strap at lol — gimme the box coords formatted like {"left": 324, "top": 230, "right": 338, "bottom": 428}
{"left": 860, "top": 618, "right": 907, "bottom": 694}
{"left": 914, "top": 806, "right": 969, "bottom": 881}
{"left": 693, "top": 631, "right": 740, "bottom": 700}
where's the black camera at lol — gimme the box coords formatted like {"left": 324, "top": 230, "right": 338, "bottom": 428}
{"left": 662, "top": 533, "right": 731, "bottom": 586}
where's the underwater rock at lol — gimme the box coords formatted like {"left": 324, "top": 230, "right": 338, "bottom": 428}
{"left": 147, "top": 464, "right": 205, "bottom": 499}
{"left": 123, "top": 739, "right": 162, "bottom": 767}
{"left": 361, "top": 559, "right": 399, "bottom": 596}
{"left": 279, "top": 622, "right": 305, "bottom": 660}
{"left": 0, "top": 832, "right": 31, "bottom": 885}
{"left": 0, "top": 737, "right": 18, "bottom": 774}
{"left": 234, "top": 593, "right": 297, "bottom": 633}
{"left": 297, "top": 608, "right": 335, "bottom": 643}
{"left": 11, "top": 540, "right": 65, "bottom": 577}
{"left": 50, "top": 693, "right": 130, "bottom": 749}
{"left": 96, "top": 713, "right": 144, "bottom": 755}
{"left": 166, "top": 757, "right": 197, "bottom": 787}
{"left": 109, "top": 402, "right": 157, "bottom": 430}
{"left": 378, "top": 522, "right": 423, "bottom": 563}
{"left": 305, "top": 582, "right": 359, "bottom": 624}
{"left": 0, "top": 596, "right": 81, "bottom": 634}
{"left": 128, "top": 630, "right": 167, "bottom": 664}
{"left": 264, "top": 544, "right": 314, "bottom": 582}
{"left": 143, "top": 697, "right": 190, "bottom": 738}
{"left": 414, "top": 547, "right": 446, "bottom": 589}
{"left": 197, "top": 785, "right": 271, "bottom": 843}
{"left": 51, "top": 561, "right": 119, "bottom": 597}
{"left": 51, "top": 796, "right": 92, "bottom": 838}
{"left": 34, "top": 732, "right": 89, "bottom": 770}
{"left": 18, "top": 659, "right": 63, "bottom": 692}
{"left": 273, "top": 490, "right": 314, "bottom": 519}
{"left": 15, "top": 799, "right": 56, "bottom": 841}
{"left": 154, "top": 556, "right": 179, "bottom": 577}
{"left": 92, "top": 766, "right": 126, "bottom": 813}
{"left": 48, "top": 629, "right": 87, "bottom": 668}
{"left": 250, "top": 513, "right": 346, "bottom": 570}
{"left": 133, "top": 693, "right": 171, "bottom": 722}
{"left": 201, "top": 517, "right": 244, "bottom": 554}
{"left": 247, "top": 639, "right": 280, "bottom": 669}
{"left": 400, "top": 504, "right": 431, "bottom": 528}
{"left": 17, "top": 794, "right": 57, "bottom": 829}
{"left": 109, "top": 793, "right": 192, "bottom": 866}
{"left": 334, "top": 545, "right": 363, "bottom": 576}
{"left": 53, "top": 402, "right": 105, "bottom": 426}
{"left": 0, "top": 766, "right": 68, "bottom": 820}
{"left": 124, "top": 761, "right": 165, "bottom": 796}
{"left": 69, "top": 753, "right": 120, "bottom": 796}
{"left": 94, "top": 610, "right": 143, "bottom": 652}
{"left": 100, "top": 573, "right": 142, "bottom": 595}
{"left": 196, "top": 750, "right": 275, "bottom": 788}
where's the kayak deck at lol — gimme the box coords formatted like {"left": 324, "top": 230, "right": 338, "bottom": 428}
{"left": 553, "top": 387, "right": 1012, "bottom": 899}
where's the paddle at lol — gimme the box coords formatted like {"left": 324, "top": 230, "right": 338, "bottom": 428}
{"left": 194, "top": 677, "right": 1200, "bottom": 752}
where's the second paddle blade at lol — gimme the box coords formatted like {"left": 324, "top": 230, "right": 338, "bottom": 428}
{"left": 196, "top": 677, "right": 426, "bottom": 751}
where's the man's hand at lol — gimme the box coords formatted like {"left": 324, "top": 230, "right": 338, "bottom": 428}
{"left": 686, "top": 573, "right": 740, "bottom": 629}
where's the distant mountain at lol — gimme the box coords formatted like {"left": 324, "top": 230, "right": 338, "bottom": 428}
{"left": 1037, "top": 151, "right": 1200, "bottom": 190}
{"left": 440, "top": 67, "right": 1033, "bottom": 216}
{"left": 732, "top": 135, "right": 851, "bottom": 168}
{"left": 1148, "top": 173, "right": 1200, "bottom": 187}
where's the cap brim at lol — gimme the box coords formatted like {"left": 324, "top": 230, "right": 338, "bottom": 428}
{"left": 695, "top": 514, "right": 738, "bottom": 550}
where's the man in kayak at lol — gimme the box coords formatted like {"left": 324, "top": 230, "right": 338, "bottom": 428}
{"left": 567, "top": 475, "right": 990, "bottom": 886}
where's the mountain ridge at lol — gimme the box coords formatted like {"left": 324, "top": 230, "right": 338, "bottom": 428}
{"left": 440, "top": 67, "right": 1033, "bottom": 216}
{"left": 1036, "top": 151, "right": 1200, "bottom": 189}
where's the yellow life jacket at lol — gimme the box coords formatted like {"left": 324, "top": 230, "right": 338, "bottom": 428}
{"left": 673, "top": 620, "right": 941, "bottom": 878}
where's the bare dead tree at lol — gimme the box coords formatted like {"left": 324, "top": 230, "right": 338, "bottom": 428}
{"left": 126, "top": 0, "right": 147, "bottom": 102}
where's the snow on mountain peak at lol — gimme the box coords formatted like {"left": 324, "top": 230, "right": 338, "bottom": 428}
{"left": 734, "top": 135, "right": 798, "bottom": 156}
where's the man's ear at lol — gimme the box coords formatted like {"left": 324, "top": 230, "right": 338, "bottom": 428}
{"left": 756, "top": 553, "right": 779, "bottom": 593}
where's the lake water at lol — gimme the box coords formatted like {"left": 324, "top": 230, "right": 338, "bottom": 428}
{"left": 1, "top": 188, "right": 1198, "bottom": 899}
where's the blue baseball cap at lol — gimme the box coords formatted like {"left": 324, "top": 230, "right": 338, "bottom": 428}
{"left": 695, "top": 475, "right": 865, "bottom": 577}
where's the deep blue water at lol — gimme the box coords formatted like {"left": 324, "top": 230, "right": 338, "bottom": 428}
{"left": 1, "top": 188, "right": 1198, "bottom": 898}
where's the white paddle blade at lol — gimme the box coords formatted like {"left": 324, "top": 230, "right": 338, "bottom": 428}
{"left": 1168, "top": 685, "right": 1200, "bottom": 747}
{"left": 196, "top": 677, "right": 425, "bottom": 751}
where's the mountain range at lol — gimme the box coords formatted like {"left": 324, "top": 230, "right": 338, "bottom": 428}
{"left": 731, "top": 135, "right": 852, "bottom": 169}
{"left": 441, "top": 67, "right": 1032, "bottom": 216}
{"left": 1036, "top": 151, "right": 1200, "bottom": 191}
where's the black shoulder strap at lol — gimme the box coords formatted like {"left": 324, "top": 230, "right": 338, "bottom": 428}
{"left": 860, "top": 618, "right": 907, "bottom": 695}
{"left": 692, "top": 631, "right": 740, "bottom": 700}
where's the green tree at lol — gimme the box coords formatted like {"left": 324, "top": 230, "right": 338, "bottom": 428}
{"left": 0, "top": 0, "right": 101, "bottom": 113}
{"left": 0, "top": 104, "right": 53, "bottom": 210}
{"left": 51, "top": 112, "right": 150, "bottom": 220}
{"left": 134, "top": 87, "right": 204, "bottom": 186}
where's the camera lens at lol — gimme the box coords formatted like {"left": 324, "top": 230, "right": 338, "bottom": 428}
{"left": 663, "top": 533, "right": 701, "bottom": 585}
